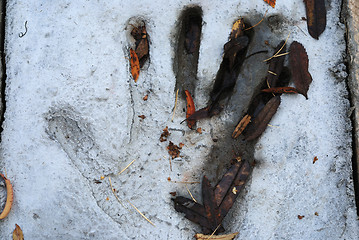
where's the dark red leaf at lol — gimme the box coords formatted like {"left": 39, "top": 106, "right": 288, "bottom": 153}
{"left": 202, "top": 176, "right": 219, "bottom": 230}
{"left": 244, "top": 96, "right": 281, "bottom": 141}
{"left": 214, "top": 160, "right": 243, "bottom": 206}
{"left": 217, "top": 160, "right": 251, "bottom": 223}
{"left": 289, "top": 41, "right": 312, "bottom": 99}
{"left": 303, "top": 0, "right": 326, "bottom": 39}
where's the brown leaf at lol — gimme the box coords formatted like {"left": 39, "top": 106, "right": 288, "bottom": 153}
{"left": 223, "top": 36, "right": 249, "bottom": 70}
{"left": 229, "top": 18, "right": 245, "bottom": 40}
{"left": 289, "top": 41, "right": 312, "bottom": 99}
{"left": 194, "top": 232, "right": 239, "bottom": 240}
{"left": 131, "top": 24, "right": 150, "bottom": 68}
{"left": 303, "top": 0, "right": 326, "bottom": 40}
{"left": 217, "top": 160, "right": 251, "bottom": 223}
{"left": 263, "top": 0, "right": 276, "bottom": 8}
{"left": 266, "top": 40, "right": 286, "bottom": 88}
{"left": 261, "top": 87, "right": 299, "bottom": 94}
{"left": 13, "top": 224, "right": 24, "bottom": 240}
{"left": 129, "top": 48, "right": 140, "bottom": 82}
{"left": 232, "top": 114, "right": 251, "bottom": 139}
{"left": 186, "top": 107, "right": 210, "bottom": 121}
{"left": 244, "top": 96, "right": 281, "bottom": 141}
{"left": 185, "top": 90, "right": 196, "bottom": 129}
{"left": 202, "top": 176, "right": 219, "bottom": 230}
{"left": 214, "top": 160, "right": 243, "bottom": 206}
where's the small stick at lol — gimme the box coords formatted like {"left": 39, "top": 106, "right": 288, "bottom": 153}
{"left": 264, "top": 32, "right": 291, "bottom": 62}
{"left": 118, "top": 159, "right": 136, "bottom": 175}
{"left": 185, "top": 184, "right": 197, "bottom": 203}
{"left": 244, "top": 9, "right": 268, "bottom": 31}
{"left": 171, "top": 89, "right": 179, "bottom": 122}
{"left": 206, "top": 224, "right": 222, "bottom": 239}
{"left": 108, "top": 177, "right": 127, "bottom": 209}
{"left": 268, "top": 71, "right": 277, "bottom": 76}
{"left": 127, "top": 200, "right": 156, "bottom": 227}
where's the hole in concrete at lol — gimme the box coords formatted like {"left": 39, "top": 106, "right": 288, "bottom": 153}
{"left": 173, "top": 6, "right": 203, "bottom": 98}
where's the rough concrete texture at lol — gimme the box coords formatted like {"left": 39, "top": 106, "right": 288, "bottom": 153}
{"left": 0, "top": 0, "right": 358, "bottom": 239}
{"left": 346, "top": 0, "right": 359, "bottom": 209}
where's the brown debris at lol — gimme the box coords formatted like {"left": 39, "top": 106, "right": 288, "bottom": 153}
{"left": 160, "top": 126, "right": 170, "bottom": 142}
{"left": 167, "top": 141, "right": 183, "bottom": 159}
{"left": 138, "top": 115, "right": 146, "bottom": 119}
{"left": 194, "top": 232, "right": 239, "bottom": 240}
{"left": 298, "top": 215, "right": 305, "bottom": 219}
{"left": 313, "top": 156, "right": 318, "bottom": 164}
{"left": 143, "top": 95, "right": 148, "bottom": 101}
{"left": 197, "top": 128, "right": 202, "bottom": 134}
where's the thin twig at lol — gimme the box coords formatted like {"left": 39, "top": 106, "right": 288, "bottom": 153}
{"left": 264, "top": 32, "right": 291, "bottom": 62}
{"left": 207, "top": 224, "right": 222, "bottom": 239}
{"left": 171, "top": 89, "right": 179, "bottom": 122}
{"left": 244, "top": 9, "right": 268, "bottom": 31}
{"left": 127, "top": 200, "right": 156, "bottom": 227}
{"left": 118, "top": 159, "right": 136, "bottom": 175}
{"left": 185, "top": 184, "right": 197, "bottom": 203}
{"left": 170, "top": 180, "right": 200, "bottom": 184}
{"left": 19, "top": 21, "right": 28, "bottom": 38}
{"left": 108, "top": 177, "right": 127, "bottom": 209}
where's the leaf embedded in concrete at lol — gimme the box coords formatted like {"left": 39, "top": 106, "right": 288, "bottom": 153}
{"left": 289, "top": 41, "right": 313, "bottom": 99}
{"left": 129, "top": 48, "right": 140, "bottom": 82}
{"left": 184, "top": 18, "right": 201, "bottom": 54}
{"left": 131, "top": 24, "right": 150, "bottom": 68}
{"left": 303, "top": 0, "right": 326, "bottom": 39}
{"left": 202, "top": 176, "right": 219, "bottom": 230}
{"left": 244, "top": 96, "right": 281, "bottom": 141}
{"left": 12, "top": 224, "right": 24, "bottom": 240}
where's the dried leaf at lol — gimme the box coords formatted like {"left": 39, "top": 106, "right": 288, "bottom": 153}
{"left": 289, "top": 41, "right": 312, "bottom": 99}
{"left": 303, "top": 0, "right": 326, "bottom": 39}
{"left": 232, "top": 114, "right": 251, "bottom": 139}
{"left": 0, "top": 173, "right": 14, "bottom": 219}
{"left": 214, "top": 161, "right": 243, "bottom": 206}
{"left": 131, "top": 24, "right": 150, "bottom": 67}
{"left": 263, "top": 0, "right": 276, "bottom": 8}
{"left": 266, "top": 41, "right": 286, "bottom": 88}
{"left": 261, "top": 86, "right": 299, "bottom": 94}
{"left": 223, "top": 36, "right": 249, "bottom": 70}
{"left": 244, "top": 96, "right": 281, "bottom": 141}
{"left": 130, "top": 48, "right": 140, "bottom": 82}
{"left": 186, "top": 107, "right": 210, "bottom": 121}
{"left": 202, "top": 176, "right": 219, "bottom": 230}
{"left": 217, "top": 160, "right": 251, "bottom": 223}
{"left": 12, "top": 224, "right": 24, "bottom": 240}
{"left": 185, "top": 90, "right": 196, "bottom": 129}
{"left": 194, "top": 232, "right": 239, "bottom": 240}
{"left": 230, "top": 18, "right": 245, "bottom": 40}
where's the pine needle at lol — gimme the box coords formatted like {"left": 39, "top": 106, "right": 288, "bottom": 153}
{"left": 185, "top": 184, "right": 197, "bottom": 203}
{"left": 272, "top": 52, "right": 290, "bottom": 58}
{"left": 108, "top": 177, "right": 127, "bottom": 209}
{"left": 127, "top": 200, "right": 156, "bottom": 227}
{"left": 245, "top": 9, "right": 268, "bottom": 31}
{"left": 207, "top": 224, "right": 222, "bottom": 239}
{"left": 171, "top": 89, "right": 179, "bottom": 122}
{"left": 118, "top": 159, "right": 136, "bottom": 175}
{"left": 268, "top": 70, "right": 277, "bottom": 76}
{"left": 264, "top": 32, "right": 291, "bottom": 62}
{"left": 267, "top": 124, "right": 280, "bottom": 128}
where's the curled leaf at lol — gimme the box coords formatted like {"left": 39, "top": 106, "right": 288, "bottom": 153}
{"left": 130, "top": 48, "right": 140, "bottom": 82}
{"left": 185, "top": 90, "right": 196, "bottom": 129}
{"left": 232, "top": 114, "right": 251, "bottom": 139}
{"left": 261, "top": 86, "right": 299, "bottom": 94}
{"left": 303, "top": 0, "right": 326, "bottom": 40}
{"left": 0, "top": 173, "right": 14, "bottom": 220}
{"left": 289, "top": 41, "right": 312, "bottom": 99}
{"left": 244, "top": 96, "right": 281, "bottom": 141}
